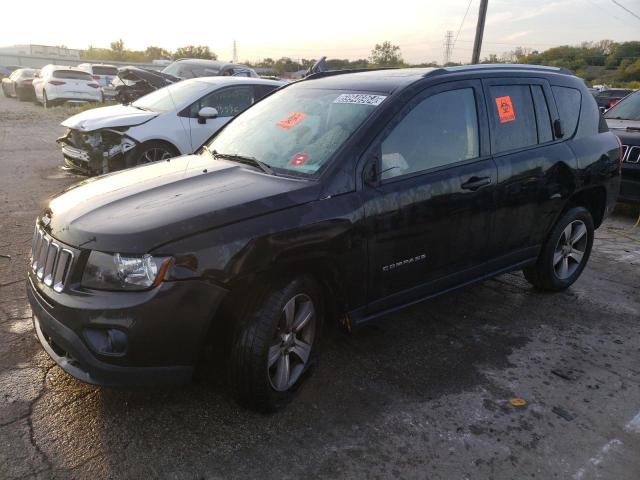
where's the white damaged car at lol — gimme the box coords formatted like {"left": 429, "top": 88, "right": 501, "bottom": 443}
{"left": 57, "top": 77, "right": 284, "bottom": 174}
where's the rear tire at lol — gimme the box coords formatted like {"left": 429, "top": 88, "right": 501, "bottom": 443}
{"left": 229, "top": 276, "right": 323, "bottom": 412}
{"left": 523, "top": 206, "right": 594, "bottom": 291}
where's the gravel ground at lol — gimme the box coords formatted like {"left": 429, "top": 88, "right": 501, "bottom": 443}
{"left": 1, "top": 94, "right": 640, "bottom": 480}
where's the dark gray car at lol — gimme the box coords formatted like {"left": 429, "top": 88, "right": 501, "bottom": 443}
{"left": 605, "top": 90, "right": 640, "bottom": 203}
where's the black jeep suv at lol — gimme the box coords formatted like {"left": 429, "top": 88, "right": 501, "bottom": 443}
{"left": 604, "top": 90, "right": 640, "bottom": 203}
{"left": 27, "top": 65, "right": 621, "bottom": 411}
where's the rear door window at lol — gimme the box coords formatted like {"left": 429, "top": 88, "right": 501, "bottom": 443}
{"left": 489, "top": 85, "right": 538, "bottom": 154}
{"left": 552, "top": 86, "right": 581, "bottom": 137}
{"left": 381, "top": 88, "right": 480, "bottom": 180}
{"left": 531, "top": 85, "right": 553, "bottom": 143}
{"left": 254, "top": 84, "right": 278, "bottom": 101}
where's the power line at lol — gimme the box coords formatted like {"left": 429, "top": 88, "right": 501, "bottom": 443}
{"left": 611, "top": 0, "right": 640, "bottom": 21}
{"left": 454, "top": 0, "right": 474, "bottom": 47}
{"left": 584, "top": 0, "right": 634, "bottom": 26}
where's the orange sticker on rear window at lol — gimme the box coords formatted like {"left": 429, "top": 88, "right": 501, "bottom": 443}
{"left": 276, "top": 112, "right": 306, "bottom": 130}
{"left": 495, "top": 96, "right": 516, "bottom": 123}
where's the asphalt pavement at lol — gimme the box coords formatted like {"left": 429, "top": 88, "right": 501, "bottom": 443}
{"left": 1, "top": 94, "right": 640, "bottom": 480}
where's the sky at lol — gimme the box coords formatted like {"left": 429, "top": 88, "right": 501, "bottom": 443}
{"left": 2, "top": 0, "right": 639, "bottom": 64}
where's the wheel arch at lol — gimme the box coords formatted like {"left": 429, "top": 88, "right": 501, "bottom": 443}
{"left": 564, "top": 185, "right": 607, "bottom": 228}
{"left": 137, "top": 138, "right": 182, "bottom": 155}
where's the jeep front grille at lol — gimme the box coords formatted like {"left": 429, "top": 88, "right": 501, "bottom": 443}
{"left": 30, "top": 226, "right": 74, "bottom": 293}
{"left": 622, "top": 145, "right": 640, "bottom": 164}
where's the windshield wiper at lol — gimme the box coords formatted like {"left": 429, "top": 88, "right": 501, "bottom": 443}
{"left": 212, "top": 150, "right": 275, "bottom": 175}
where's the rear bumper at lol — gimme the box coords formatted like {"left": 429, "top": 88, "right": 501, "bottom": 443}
{"left": 48, "top": 92, "right": 101, "bottom": 103}
{"left": 27, "top": 274, "right": 228, "bottom": 387}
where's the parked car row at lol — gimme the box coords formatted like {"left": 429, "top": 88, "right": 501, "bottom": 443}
{"left": 592, "top": 88, "right": 634, "bottom": 110}
{"left": 28, "top": 64, "right": 622, "bottom": 412}
{"left": 1, "top": 68, "right": 39, "bottom": 100}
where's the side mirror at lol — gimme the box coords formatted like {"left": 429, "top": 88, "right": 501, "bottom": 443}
{"left": 553, "top": 119, "right": 564, "bottom": 139}
{"left": 599, "top": 106, "right": 606, "bottom": 114}
{"left": 198, "top": 106, "right": 218, "bottom": 124}
{"left": 363, "top": 158, "right": 380, "bottom": 187}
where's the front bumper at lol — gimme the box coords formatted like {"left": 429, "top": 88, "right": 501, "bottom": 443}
{"left": 58, "top": 131, "right": 138, "bottom": 175}
{"left": 620, "top": 164, "right": 640, "bottom": 204}
{"left": 27, "top": 273, "right": 228, "bottom": 387}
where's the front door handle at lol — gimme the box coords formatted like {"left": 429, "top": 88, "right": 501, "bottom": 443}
{"left": 461, "top": 176, "right": 492, "bottom": 191}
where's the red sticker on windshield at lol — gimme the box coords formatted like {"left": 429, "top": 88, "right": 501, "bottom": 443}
{"left": 290, "top": 152, "right": 308, "bottom": 166}
{"left": 277, "top": 112, "right": 305, "bottom": 130}
{"left": 495, "top": 96, "right": 515, "bottom": 123}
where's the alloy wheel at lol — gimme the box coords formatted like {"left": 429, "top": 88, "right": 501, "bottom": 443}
{"left": 140, "top": 148, "right": 173, "bottom": 164}
{"left": 553, "top": 220, "right": 588, "bottom": 279}
{"left": 267, "top": 293, "right": 316, "bottom": 392}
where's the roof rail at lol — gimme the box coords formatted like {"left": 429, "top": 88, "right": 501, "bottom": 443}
{"left": 427, "top": 63, "right": 573, "bottom": 77}
{"left": 303, "top": 67, "right": 400, "bottom": 81}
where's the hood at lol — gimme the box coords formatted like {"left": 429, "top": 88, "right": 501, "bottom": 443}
{"left": 605, "top": 118, "right": 640, "bottom": 132}
{"left": 118, "top": 66, "right": 178, "bottom": 88}
{"left": 61, "top": 104, "right": 159, "bottom": 131}
{"left": 44, "top": 155, "right": 317, "bottom": 253}
{"left": 606, "top": 118, "right": 640, "bottom": 145}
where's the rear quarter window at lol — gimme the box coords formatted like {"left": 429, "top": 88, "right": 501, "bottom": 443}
{"left": 552, "top": 86, "right": 581, "bottom": 138}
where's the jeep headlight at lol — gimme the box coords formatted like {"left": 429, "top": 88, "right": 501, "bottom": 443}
{"left": 82, "top": 251, "right": 171, "bottom": 291}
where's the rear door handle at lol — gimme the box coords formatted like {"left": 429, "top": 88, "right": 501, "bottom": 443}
{"left": 461, "top": 176, "right": 492, "bottom": 191}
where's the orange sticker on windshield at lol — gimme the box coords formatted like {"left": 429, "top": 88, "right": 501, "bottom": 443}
{"left": 277, "top": 112, "right": 305, "bottom": 130}
{"left": 495, "top": 96, "right": 516, "bottom": 123}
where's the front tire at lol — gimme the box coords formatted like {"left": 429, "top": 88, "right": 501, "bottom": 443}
{"left": 131, "top": 141, "right": 179, "bottom": 167}
{"left": 523, "top": 206, "right": 594, "bottom": 291}
{"left": 229, "top": 276, "right": 323, "bottom": 412}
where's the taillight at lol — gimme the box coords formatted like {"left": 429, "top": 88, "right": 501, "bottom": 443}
{"left": 87, "top": 83, "right": 99, "bottom": 88}
{"left": 48, "top": 80, "right": 65, "bottom": 86}
{"left": 608, "top": 99, "right": 618, "bottom": 108}
{"left": 92, "top": 75, "right": 101, "bottom": 80}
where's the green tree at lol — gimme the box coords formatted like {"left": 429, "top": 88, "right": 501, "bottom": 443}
{"left": 369, "top": 41, "right": 403, "bottom": 67}
{"left": 173, "top": 45, "right": 217, "bottom": 60}
{"left": 110, "top": 39, "right": 126, "bottom": 61}
{"left": 145, "top": 46, "right": 171, "bottom": 61}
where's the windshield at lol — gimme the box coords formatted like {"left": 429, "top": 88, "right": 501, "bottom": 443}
{"left": 93, "top": 66, "right": 118, "bottom": 76}
{"left": 132, "top": 79, "right": 210, "bottom": 112}
{"left": 605, "top": 91, "right": 640, "bottom": 120}
{"left": 205, "top": 86, "right": 386, "bottom": 176}
{"left": 53, "top": 70, "right": 93, "bottom": 80}
{"left": 162, "top": 62, "right": 219, "bottom": 79}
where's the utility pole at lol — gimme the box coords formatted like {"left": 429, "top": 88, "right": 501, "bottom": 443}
{"left": 232, "top": 40, "right": 238, "bottom": 63}
{"left": 443, "top": 30, "right": 454, "bottom": 66}
{"left": 471, "top": 0, "right": 489, "bottom": 64}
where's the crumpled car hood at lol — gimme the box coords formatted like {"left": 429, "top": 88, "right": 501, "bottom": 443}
{"left": 61, "top": 104, "right": 159, "bottom": 132}
{"left": 44, "top": 154, "right": 317, "bottom": 253}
